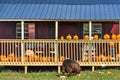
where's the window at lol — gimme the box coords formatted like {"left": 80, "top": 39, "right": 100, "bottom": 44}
{"left": 83, "top": 23, "right": 102, "bottom": 39}
{"left": 16, "top": 23, "right": 35, "bottom": 39}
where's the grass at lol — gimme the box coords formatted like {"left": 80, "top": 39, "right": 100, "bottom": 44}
{"left": 0, "top": 66, "right": 120, "bottom": 80}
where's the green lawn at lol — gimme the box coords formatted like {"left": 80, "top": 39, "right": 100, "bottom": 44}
{"left": 0, "top": 67, "right": 120, "bottom": 80}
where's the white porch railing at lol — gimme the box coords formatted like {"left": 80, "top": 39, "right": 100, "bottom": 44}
{"left": 0, "top": 39, "right": 120, "bottom": 66}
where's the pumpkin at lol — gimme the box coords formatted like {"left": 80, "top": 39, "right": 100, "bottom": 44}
{"left": 34, "top": 55, "right": 39, "bottom": 62}
{"left": 106, "top": 56, "right": 112, "bottom": 61}
{"left": 84, "top": 35, "right": 89, "bottom": 40}
{"left": 92, "top": 56, "right": 99, "bottom": 62}
{"left": 60, "top": 36, "right": 64, "bottom": 40}
{"left": 73, "top": 35, "right": 79, "bottom": 40}
{"left": 66, "top": 34, "right": 72, "bottom": 40}
{"left": 0, "top": 55, "right": 7, "bottom": 62}
{"left": 94, "top": 35, "right": 99, "bottom": 40}
{"left": 109, "top": 42, "right": 114, "bottom": 46}
{"left": 40, "top": 57, "right": 46, "bottom": 62}
{"left": 104, "top": 34, "right": 110, "bottom": 40}
{"left": 98, "top": 55, "right": 105, "bottom": 61}
{"left": 117, "top": 34, "right": 120, "bottom": 40}
{"left": 59, "top": 56, "right": 65, "bottom": 62}
{"left": 83, "top": 55, "right": 89, "bottom": 61}
{"left": 111, "top": 34, "right": 116, "bottom": 40}
{"left": 47, "top": 57, "right": 51, "bottom": 62}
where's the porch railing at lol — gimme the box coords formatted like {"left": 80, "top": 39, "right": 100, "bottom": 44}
{"left": 0, "top": 39, "right": 120, "bottom": 66}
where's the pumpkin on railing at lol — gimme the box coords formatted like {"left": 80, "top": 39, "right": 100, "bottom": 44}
{"left": 73, "top": 35, "right": 79, "bottom": 40}
{"left": 84, "top": 35, "right": 89, "bottom": 40}
{"left": 66, "top": 34, "right": 72, "bottom": 40}
{"left": 117, "top": 34, "right": 120, "bottom": 40}
{"left": 94, "top": 35, "right": 99, "bottom": 40}
{"left": 104, "top": 34, "right": 110, "bottom": 40}
{"left": 60, "top": 36, "right": 64, "bottom": 40}
{"left": 111, "top": 34, "right": 117, "bottom": 40}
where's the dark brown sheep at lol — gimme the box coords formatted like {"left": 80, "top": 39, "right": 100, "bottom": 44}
{"left": 61, "top": 59, "right": 81, "bottom": 76}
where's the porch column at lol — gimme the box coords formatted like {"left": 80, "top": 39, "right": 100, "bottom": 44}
{"left": 55, "top": 21, "right": 58, "bottom": 62}
{"left": 55, "top": 21, "right": 58, "bottom": 39}
{"left": 21, "top": 21, "right": 24, "bottom": 62}
{"left": 89, "top": 21, "right": 92, "bottom": 62}
{"left": 89, "top": 21, "right": 92, "bottom": 40}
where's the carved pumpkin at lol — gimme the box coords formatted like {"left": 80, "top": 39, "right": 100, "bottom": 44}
{"left": 73, "top": 35, "right": 79, "bottom": 40}
{"left": 66, "top": 34, "right": 72, "bottom": 40}
{"left": 94, "top": 35, "right": 99, "bottom": 40}
{"left": 60, "top": 36, "right": 64, "bottom": 40}
{"left": 104, "top": 34, "right": 110, "bottom": 40}
{"left": 111, "top": 34, "right": 116, "bottom": 40}
{"left": 117, "top": 34, "right": 120, "bottom": 40}
{"left": 84, "top": 35, "right": 89, "bottom": 40}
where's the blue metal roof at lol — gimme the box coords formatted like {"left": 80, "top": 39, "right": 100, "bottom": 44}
{"left": 0, "top": 1, "right": 120, "bottom": 20}
{"left": 1, "top": 0, "right": 120, "bottom": 5}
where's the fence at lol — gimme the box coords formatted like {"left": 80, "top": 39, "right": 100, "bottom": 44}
{"left": 0, "top": 39, "right": 120, "bottom": 73}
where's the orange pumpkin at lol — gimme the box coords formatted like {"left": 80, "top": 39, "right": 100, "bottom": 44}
{"left": 60, "top": 36, "right": 64, "bottom": 40}
{"left": 109, "top": 42, "right": 114, "bottom": 46}
{"left": 66, "top": 34, "right": 72, "bottom": 40}
{"left": 104, "top": 34, "right": 110, "bottom": 40}
{"left": 83, "top": 55, "right": 89, "bottom": 62}
{"left": 111, "top": 34, "right": 116, "bottom": 40}
{"left": 59, "top": 56, "right": 65, "bottom": 62}
{"left": 34, "top": 55, "right": 39, "bottom": 62}
{"left": 41, "top": 57, "right": 46, "bottom": 62}
{"left": 73, "top": 35, "right": 79, "bottom": 40}
{"left": 98, "top": 55, "right": 105, "bottom": 61}
{"left": 117, "top": 34, "right": 120, "bottom": 40}
{"left": 84, "top": 35, "right": 89, "bottom": 40}
{"left": 94, "top": 35, "right": 99, "bottom": 40}
{"left": 106, "top": 56, "right": 112, "bottom": 61}
{"left": 92, "top": 56, "right": 99, "bottom": 62}
{"left": 0, "top": 55, "right": 7, "bottom": 62}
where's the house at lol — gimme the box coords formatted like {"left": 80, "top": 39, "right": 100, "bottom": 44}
{"left": 0, "top": 0, "right": 120, "bottom": 73}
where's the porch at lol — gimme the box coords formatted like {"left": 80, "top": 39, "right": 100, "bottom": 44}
{"left": 0, "top": 39, "right": 120, "bottom": 73}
